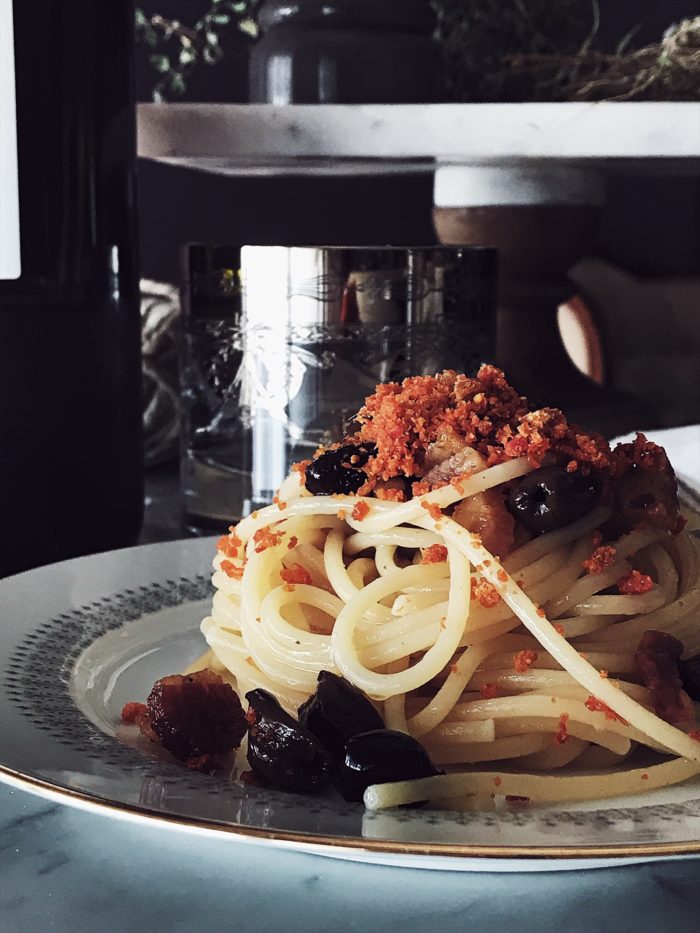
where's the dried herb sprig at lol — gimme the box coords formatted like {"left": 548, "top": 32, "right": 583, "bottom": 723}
{"left": 135, "top": 1, "right": 260, "bottom": 101}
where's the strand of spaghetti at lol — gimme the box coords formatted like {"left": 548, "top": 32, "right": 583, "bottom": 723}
{"left": 518, "top": 736, "right": 589, "bottom": 770}
{"left": 408, "top": 644, "right": 492, "bottom": 736}
{"left": 503, "top": 505, "right": 611, "bottom": 572}
{"left": 323, "top": 529, "right": 393, "bottom": 622}
{"left": 545, "top": 559, "right": 632, "bottom": 618}
{"left": 383, "top": 658, "right": 410, "bottom": 733}
{"left": 363, "top": 758, "right": 700, "bottom": 810}
{"left": 331, "top": 555, "right": 471, "bottom": 699}
{"left": 345, "top": 529, "right": 441, "bottom": 556}
{"left": 415, "top": 510, "right": 700, "bottom": 763}
{"left": 375, "top": 545, "right": 400, "bottom": 577}
{"left": 235, "top": 457, "right": 535, "bottom": 545}
{"left": 492, "top": 717, "right": 631, "bottom": 754}
{"left": 428, "top": 733, "right": 552, "bottom": 764}
{"left": 570, "top": 589, "right": 668, "bottom": 616}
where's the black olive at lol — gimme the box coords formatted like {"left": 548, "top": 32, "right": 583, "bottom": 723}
{"left": 305, "top": 444, "right": 376, "bottom": 496}
{"left": 336, "top": 729, "right": 441, "bottom": 803}
{"left": 507, "top": 465, "right": 601, "bottom": 534}
{"left": 298, "top": 671, "right": 385, "bottom": 763}
{"left": 245, "top": 689, "right": 332, "bottom": 793}
{"left": 680, "top": 655, "right": 700, "bottom": 702}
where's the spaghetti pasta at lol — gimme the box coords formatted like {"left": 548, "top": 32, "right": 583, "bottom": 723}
{"left": 194, "top": 367, "right": 700, "bottom": 810}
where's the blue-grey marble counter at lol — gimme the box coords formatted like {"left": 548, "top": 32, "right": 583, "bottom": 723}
{"left": 3, "top": 783, "right": 700, "bottom": 933}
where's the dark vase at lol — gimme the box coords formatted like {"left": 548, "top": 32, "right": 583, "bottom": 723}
{"left": 0, "top": 0, "right": 143, "bottom": 576}
{"left": 250, "top": 0, "right": 439, "bottom": 104}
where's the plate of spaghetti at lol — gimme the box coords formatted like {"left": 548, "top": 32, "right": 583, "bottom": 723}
{"left": 2, "top": 366, "right": 700, "bottom": 871}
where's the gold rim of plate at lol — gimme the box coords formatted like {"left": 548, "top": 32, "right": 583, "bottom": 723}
{"left": 4, "top": 764, "right": 700, "bottom": 861}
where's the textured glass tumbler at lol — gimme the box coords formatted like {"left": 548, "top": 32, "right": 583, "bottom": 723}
{"left": 181, "top": 245, "right": 498, "bottom": 531}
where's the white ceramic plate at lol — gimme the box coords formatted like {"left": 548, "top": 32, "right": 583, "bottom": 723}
{"left": 3, "top": 535, "right": 700, "bottom": 873}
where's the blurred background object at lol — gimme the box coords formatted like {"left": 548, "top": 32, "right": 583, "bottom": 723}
{"left": 132, "top": 0, "right": 700, "bottom": 540}
{"left": 181, "top": 245, "right": 497, "bottom": 530}
{"left": 249, "top": 0, "right": 439, "bottom": 104}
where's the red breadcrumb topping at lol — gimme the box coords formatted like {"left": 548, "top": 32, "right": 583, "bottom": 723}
{"left": 272, "top": 495, "right": 287, "bottom": 510}
{"left": 287, "top": 535, "right": 299, "bottom": 550}
{"left": 494, "top": 777, "right": 502, "bottom": 787}
{"left": 351, "top": 500, "right": 370, "bottom": 521}
{"left": 513, "top": 649, "right": 538, "bottom": 673}
{"left": 216, "top": 526, "right": 242, "bottom": 559}
{"left": 280, "top": 564, "right": 313, "bottom": 586}
{"left": 421, "top": 544, "right": 448, "bottom": 565}
{"left": 480, "top": 683, "right": 501, "bottom": 700}
{"left": 585, "top": 695, "right": 628, "bottom": 725}
{"left": 220, "top": 559, "right": 245, "bottom": 580}
{"left": 554, "top": 623, "right": 566, "bottom": 636}
{"left": 618, "top": 570, "right": 654, "bottom": 595}
{"left": 352, "top": 366, "right": 611, "bottom": 487}
{"left": 555, "top": 712, "right": 570, "bottom": 745}
{"left": 471, "top": 577, "right": 501, "bottom": 608}
{"left": 292, "top": 459, "right": 311, "bottom": 475}
{"left": 583, "top": 545, "right": 617, "bottom": 575}
{"left": 420, "top": 501, "right": 443, "bottom": 521}
{"left": 253, "top": 526, "right": 285, "bottom": 553}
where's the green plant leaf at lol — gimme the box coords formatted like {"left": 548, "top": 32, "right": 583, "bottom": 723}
{"left": 149, "top": 53, "right": 171, "bottom": 73}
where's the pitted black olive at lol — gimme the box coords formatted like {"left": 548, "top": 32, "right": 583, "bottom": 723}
{"left": 336, "top": 729, "right": 441, "bottom": 803}
{"left": 245, "top": 689, "right": 332, "bottom": 793}
{"left": 298, "top": 671, "right": 385, "bottom": 763}
{"left": 680, "top": 655, "right": 700, "bottom": 701}
{"left": 507, "top": 465, "right": 601, "bottom": 534}
{"left": 305, "top": 444, "right": 376, "bottom": 496}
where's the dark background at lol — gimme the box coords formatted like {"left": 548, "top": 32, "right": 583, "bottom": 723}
{"left": 136, "top": 0, "right": 700, "bottom": 284}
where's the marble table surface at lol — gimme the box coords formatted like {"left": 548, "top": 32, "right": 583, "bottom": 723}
{"left": 3, "top": 784, "right": 700, "bottom": 933}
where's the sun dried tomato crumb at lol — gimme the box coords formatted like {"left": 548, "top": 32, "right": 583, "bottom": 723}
{"left": 618, "top": 570, "right": 654, "bottom": 595}
{"left": 480, "top": 683, "right": 500, "bottom": 700}
{"left": 420, "top": 500, "right": 443, "bottom": 521}
{"left": 421, "top": 544, "right": 448, "bottom": 565}
{"left": 216, "top": 535, "right": 239, "bottom": 559}
{"left": 351, "top": 500, "right": 370, "bottom": 521}
{"left": 554, "top": 712, "right": 570, "bottom": 745}
{"left": 253, "top": 526, "right": 284, "bottom": 553}
{"left": 280, "top": 564, "right": 313, "bottom": 586}
{"left": 497, "top": 569, "right": 508, "bottom": 583}
{"left": 221, "top": 559, "right": 245, "bottom": 579}
{"left": 536, "top": 606, "right": 546, "bottom": 618}
{"left": 585, "top": 695, "right": 628, "bottom": 725}
{"left": 471, "top": 577, "right": 501, "bottom": 608}
{"left": 513, "top": 649, "right": 538, "bottom": 673}
{"left": 272, "top": 495, "right": 287, "bottom": 510}
{"left": 287, "top": 535, "right": 299, "bottom": 550}
{"left": 641, "top": 773, "right": 649, "bottom": 781}
{"left": 494, "top": 777, "right": 502, "bottom": 787}
{"left": 292, "top": 459, "right": 312, "bottom": 475}
{"left": 554, "top": 623, "right": 566, "bottom": 636}
{"left": 566, "top": 460, "right": 578, "bottom": 473}
{"left": 583, "top": 545, "right": 617, "bottom": 575}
